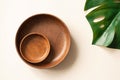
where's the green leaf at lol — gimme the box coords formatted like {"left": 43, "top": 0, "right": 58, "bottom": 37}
{"left": 85, "top": 0, "right": 120, "bottom": 49}
{"left": 84, "top": 0, "right": 113, "bottom": 10}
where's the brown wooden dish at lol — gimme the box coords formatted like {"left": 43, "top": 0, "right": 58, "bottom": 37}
{"left": 16, "top": 14, "right": 71, "bottom": 68}
{"left": 20, "top": 33, "right": 50, "bottom": 64}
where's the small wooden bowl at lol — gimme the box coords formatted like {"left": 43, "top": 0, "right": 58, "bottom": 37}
{"left": 20, "top": 33, "right": 50, "bottom": 63}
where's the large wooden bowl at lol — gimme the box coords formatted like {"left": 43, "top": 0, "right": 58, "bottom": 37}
{"left": 15, "top": 14, "right": 71, "bottom": 68}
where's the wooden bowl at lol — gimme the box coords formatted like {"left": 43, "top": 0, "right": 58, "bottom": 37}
{"left": 20, "top": 33, "right": 50, "bottom": 63}
{"left": 15, "top": 14, "right": 71, "bottom": 68}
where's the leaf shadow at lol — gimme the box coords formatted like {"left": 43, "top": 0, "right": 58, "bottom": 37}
{"left": 99, "top": 46, "right": 120, "bottom": 54}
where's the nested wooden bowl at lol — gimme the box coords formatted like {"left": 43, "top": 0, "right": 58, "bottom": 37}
{"left": 16, "top": 14, "right": 71, "bottom": 68}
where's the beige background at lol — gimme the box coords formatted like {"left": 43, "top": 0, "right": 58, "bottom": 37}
{"left": 1, "top": 0, "right": 120, "bottom": 80}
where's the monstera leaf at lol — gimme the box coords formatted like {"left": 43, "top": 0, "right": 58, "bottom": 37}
{"left": 85, "top": 0, "right": 120, "bottom": 49}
